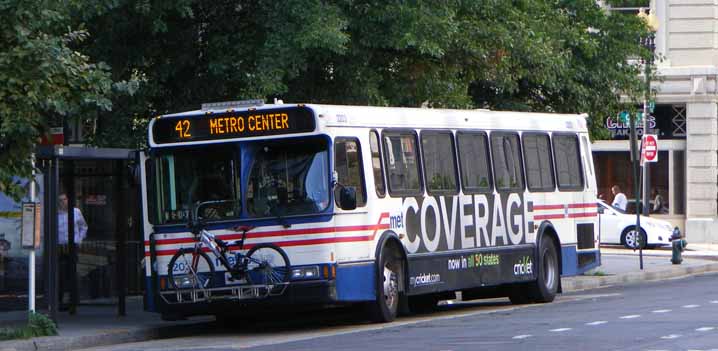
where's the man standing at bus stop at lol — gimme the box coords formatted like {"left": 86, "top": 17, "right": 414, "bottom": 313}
{"left": 58, "top": 193, "right": 88, "bottom": 310}
{"left": 611, "top": 185, "right": 628, "bottom": 211}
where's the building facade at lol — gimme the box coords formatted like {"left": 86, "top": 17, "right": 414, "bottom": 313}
{"left": 595, "top": 0, "right": 718, "bottom": 243}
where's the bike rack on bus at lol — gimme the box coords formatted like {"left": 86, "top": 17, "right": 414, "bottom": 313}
{"left": 159, "top": 282, "right": 289, "bottom": 305}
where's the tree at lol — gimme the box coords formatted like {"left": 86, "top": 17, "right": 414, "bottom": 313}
{"left": 0, "top": 1, "right": 121, "bottom": 200}
{"left": 2, "top": 0, "right": 651, "bottom": 200}
{"left": 76, "top": 0, "right": 648, "bottom": 146}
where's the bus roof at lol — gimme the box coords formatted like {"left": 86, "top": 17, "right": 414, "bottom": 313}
{"left": 149, "top": 103, "right": 589, "bottom": 147}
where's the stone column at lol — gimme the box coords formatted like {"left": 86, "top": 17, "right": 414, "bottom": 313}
{"left": 685, "top": 99, "right": 718, "bottom": 243}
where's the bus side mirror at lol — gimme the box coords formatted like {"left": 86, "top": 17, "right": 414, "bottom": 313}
{"left": 597, "top": 206, "right": 604, "bottom": 214}
{"left": 339, "top": 186, "right": 357, "bottom": 210}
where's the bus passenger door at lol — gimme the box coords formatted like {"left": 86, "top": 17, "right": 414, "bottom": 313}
{"left": 333, "top": 137, "right": 372, "bottom": 262}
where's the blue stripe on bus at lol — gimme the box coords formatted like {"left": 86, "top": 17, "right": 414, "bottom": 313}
{"left": 561, "top": 246, "right": 579, "bottom": 276}
{"left": 561, "top": 246, "right": 600, "bottom": 276}
{"left": 336, "top": 262, "right": 375, "bottom": 302}
{"left": 146, "top": 276, "right": 156, "bottom": 312}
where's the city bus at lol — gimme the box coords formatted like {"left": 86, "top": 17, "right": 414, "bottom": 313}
{"left": 140, "top": 100, "right": 600, "bottom": 322}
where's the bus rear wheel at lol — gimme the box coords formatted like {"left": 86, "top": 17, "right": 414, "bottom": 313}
{"left": 369, "top": 247, "right": 403, "bottom": 323}
{"left": 528, "top": 235, "right": 559, "bottom": 303}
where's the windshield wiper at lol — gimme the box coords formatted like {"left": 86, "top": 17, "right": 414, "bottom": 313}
{"left": 268, "top": 202, "right": 292, "bottom": 229}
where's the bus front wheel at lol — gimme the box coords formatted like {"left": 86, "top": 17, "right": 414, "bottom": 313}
{"left": 369, "top": 247, "right": 403, "bottom": 323}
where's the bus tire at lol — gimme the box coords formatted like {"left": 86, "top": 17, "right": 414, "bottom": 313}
{"left": 528, "top": 235, "right": 559, "bottom": 303}
{"left": 369, "top": 246, "right": 402, "bottom": 323}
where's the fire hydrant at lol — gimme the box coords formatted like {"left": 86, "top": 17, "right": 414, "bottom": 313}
{"left": 669, "top": 227, "right": 687, "bottom": 264}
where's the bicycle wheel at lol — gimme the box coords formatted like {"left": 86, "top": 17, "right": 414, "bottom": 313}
{"left": 167, "top": 248, "right": 215, "bottom": 290}
{"left": 245, "top": 244, "right": 290, "bottom": 286}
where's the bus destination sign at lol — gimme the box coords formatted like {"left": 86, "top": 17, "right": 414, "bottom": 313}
{"left": 151, "top": 106, "right": 316, "bottom": 145}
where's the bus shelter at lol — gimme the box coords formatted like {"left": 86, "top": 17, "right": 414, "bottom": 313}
{"left": 35, "top": 145, "right": 139, "bottom": 322}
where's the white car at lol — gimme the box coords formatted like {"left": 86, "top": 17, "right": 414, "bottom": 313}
{"left": 597, "top": 200, "right": 674, "bottom": 249}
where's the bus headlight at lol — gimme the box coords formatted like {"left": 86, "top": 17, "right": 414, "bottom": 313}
{"left": 291, "top": 266, "right": 320, "bottom": 280}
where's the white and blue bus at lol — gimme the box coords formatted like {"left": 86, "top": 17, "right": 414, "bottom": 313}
{"left": 140, "top": 100, "right": 600, "bottom": 322}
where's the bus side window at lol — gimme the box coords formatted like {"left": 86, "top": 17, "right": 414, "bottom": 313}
{"left": 490, "top": 133, "right": 524, "bottom": 192}
{"left": 334, "top": 137, "right": 367, "bottom": 207}
{"left": 382, "top": 131, "right": 423, "bottom": 196}
{"left": 421, "top": 131, "right": 458, "bottom": 195}
{"left": 522, "top": 133, "right": 555, "bottom": 192}
{"left": 581, "top": 135, "right": 594, "bottom": 189}
{"left": 369, "top": 130, "right": 386, "bottom": 197}
{"left": 457, "top": 131, "right": 493, "bottom": 193}
{"left": 553, "top": 134, "right": 584, "bottom": 190}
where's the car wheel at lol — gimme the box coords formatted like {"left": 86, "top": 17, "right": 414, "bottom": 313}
{"left": 621, "top": 227, "right": 647, "bottom": 249}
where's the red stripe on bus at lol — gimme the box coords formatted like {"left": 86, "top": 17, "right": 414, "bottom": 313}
{"left": 533, "top": 205, "right": 564, "bottom": 210}
{"left": 533, "top": 214, "right": 566, "bottom": 220}
{"left": 146, "top": 224, "right": 385, "bottom": 246}
{"left": 568, "top": 203, "right": 597, "bottom": 209}
{"left": 533, "top": 202, "right": 596, "bottom": 211}
{"left": 568, "top": 212, "right": 598, "bottom": 218}
{"left": 145, "top": 212, "right": 391, "bottom": 251}
{"left": 147, "top": 235, "right": 374, "bottom": 257}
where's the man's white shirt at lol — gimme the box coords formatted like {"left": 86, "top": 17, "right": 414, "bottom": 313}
{"left": 58, "top": 208, "right": 88, "bottom": 244}
{"left": 612, "top": 193, "right": 628, "bottom": 211}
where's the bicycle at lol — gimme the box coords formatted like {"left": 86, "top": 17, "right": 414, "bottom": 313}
{"left": 167, "top": 201, "right": 290, "bottom": 292}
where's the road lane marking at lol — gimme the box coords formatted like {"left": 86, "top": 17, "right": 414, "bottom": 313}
{"left": 660, "top": 334, "right": 681, "bottom": 339}
{"left": 512, "top": 335, "right": 532, "bottom": 339}
{"left": 549, "top": 328, "right": 572, "bottom": 332}
{"left": 696, "top": 327, "right": 715, "bottom": 332}
{"left": 710, "top": 300, "right": 718, "bottom": 304}
{"left": 619, "top": 315, "right": 641, "bottom": 319}
{"left": 586, "top": 321, "right": 607, "bottom": 326}
{"left": 652, "top": 309, "right": 671, "bottom": 313}
{"left": 683, "top": 304, "right": 700, "bottom": 308}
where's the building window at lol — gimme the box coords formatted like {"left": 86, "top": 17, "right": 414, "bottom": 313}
{"left": 672, "top": 105, "right": 687, "bottom": 137}
{"left": 594, "top": 150, "right": 674, "bottom": 215}
{"left": 673, "top": 150, "right": 685, "bottom": 215}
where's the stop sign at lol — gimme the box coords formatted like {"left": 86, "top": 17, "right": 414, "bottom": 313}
{"left": 642, "top": 134, "right": 658, "bottom": 162}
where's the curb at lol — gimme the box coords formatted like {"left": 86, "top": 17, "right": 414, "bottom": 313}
{"left": 0, "top": 321, "right": 212, "bottom": 351}
{"left": 561, "top": 262, "right": 718, "bottom": 292}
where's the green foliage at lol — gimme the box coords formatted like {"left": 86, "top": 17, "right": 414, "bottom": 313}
{"left": 0, "top": 312, "right": 57, "bottom": 341}
{"left": 1, "top": 0, "right": 652, "bottom": 200}
{"left": 0, "top": 0, "right": 122, "bottom": 200}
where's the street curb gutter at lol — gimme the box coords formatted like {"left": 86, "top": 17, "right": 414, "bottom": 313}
{"left": 561, "top": 262, "right": 718, "bottom": 293}
{"left": 0, "top": 321, "right": 213, "bottom": 351}
{"left": 3, "top": 263, "right": 718, "bottom": 351}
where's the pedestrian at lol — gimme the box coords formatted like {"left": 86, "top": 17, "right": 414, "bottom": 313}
{"left": 651, "top": 188, "right": 665, "bottom": 214}
{"left": 611, "top": 185, "right": 627, "bottom": 211}
{"left": 58, "top": 193, "right": 88, "bottom": 310}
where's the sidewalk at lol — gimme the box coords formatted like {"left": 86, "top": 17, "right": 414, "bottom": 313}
{"left": 1, "top": 245, "right": 717, "bottom": 351}
{"left": 562, "top": 243, "right": 718, "bottom": 292}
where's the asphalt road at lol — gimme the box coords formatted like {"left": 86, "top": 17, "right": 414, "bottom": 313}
{"left": 81, "top": 272, "right": 718, "bottom": 351}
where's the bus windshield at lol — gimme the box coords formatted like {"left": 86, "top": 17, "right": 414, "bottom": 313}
{"left": 148, "top": 137, "right": 329, "bottom": 225}
{"left": 149, "top": 144, "right": 240, "bottom": 224}
{"left": 246, "top": 137, "right": 330, "bottom": 218}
